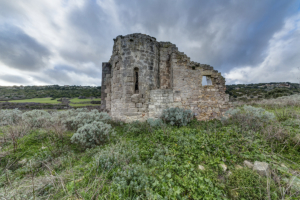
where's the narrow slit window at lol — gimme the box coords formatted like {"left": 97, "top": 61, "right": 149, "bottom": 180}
{"left": 134, "top": 68, "right": 139, "bottom": 93}
{"left": 202, "top": 76, "right": 212, "bottom": 86}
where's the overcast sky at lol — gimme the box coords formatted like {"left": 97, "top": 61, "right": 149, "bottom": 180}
{"left": 0, "top": 0, "right": 299, "bottom": 86}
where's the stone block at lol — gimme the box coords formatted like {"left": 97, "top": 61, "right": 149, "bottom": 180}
{"left": 243, "top": 160, "right": 254, "bottom": 169}
{"left": 253, "top": 161, "right": 270, "bottom": 176}
{"left": 149, "top": 105, "right": 155, "bottom": 109}
{"left": 125, "top": 103, "right": 136, "bottom": 108}
{"left": 125, "top": 112, "right": 140, "bottom": 116}
{"left": 136, "top": 103, "right": 143, "bottom": 108}
{"left": 131, "top": 94, "right": 140, "bottom": 102}
{"left": 139, "top": 108, "right": 147, "bottom": 112}
{"left": 128, "top": 108, "right": 138, "bottom": 112}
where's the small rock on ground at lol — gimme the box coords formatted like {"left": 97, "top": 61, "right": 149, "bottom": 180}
{"left": 243, "top": 160, "right": 254, "bottom": 169}
{"left": 235, "top": 165, "right": 243, "bottom": 169}
{"left": 198, "top": 165, "right": 205, "bottom": 170}
{"left": 220, "top": 163, "right": 227, "bottom": 172}
{"left": 253, "top": 161, "right": 270, "bottom": 176}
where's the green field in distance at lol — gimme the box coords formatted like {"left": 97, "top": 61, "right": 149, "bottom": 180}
{"left": 5, "top": 97, "right": 101, "bottom": 107}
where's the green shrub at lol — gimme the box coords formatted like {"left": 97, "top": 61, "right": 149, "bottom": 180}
{"left": 161, "top": 107, "right": 192, "bottom": 127}
{"left": 222, "top": 105, "right": 275, "bottom": 133}
{"left": 281, "top": 118, "right": 300, "bottom": 128}
{"left": 71, "top": 121, "right": 115, "bottom": 148}
{"left": 274, "top": 109, "right": 298, "bottom": 122}
{"left": 227, "top": 168, "right": 279, "bottom": 199}
{"left": 147, "top": 118, "right": 164, "bottom": 128}
{"left": 94, "top": 141, "right": 140, "bottom": 171}
{"left": 124, "top": 120, "right": 151, "bottom": 136}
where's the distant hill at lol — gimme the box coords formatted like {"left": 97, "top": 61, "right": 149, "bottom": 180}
{"left": 0, "top": 85, "right": 101, "bottom": 101}
{"left": 226, "top": 82, "right": 300, "bottom": 101}
{"left": 1, "top": 83, "right": 298, "bottom": 102}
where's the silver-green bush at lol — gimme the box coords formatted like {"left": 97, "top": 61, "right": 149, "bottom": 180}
{"left": 161, "top": 107, "right": 192, "bottom": 127}
{"left": 0, "top": 109, "right": 22, "bottom": 125}
{"left": 70, "top": 121, "right": 115, "bottom": 148}
{"left": 22, "top": 110, "right": 51, "bottom": 128}
{"left": 50, "top": 108, "right": 89, "bottom": 130}
{"left": 69, "top": 109, "right": 110, "bottom": 130}
{"left": 221, "top": 105, "right": 276, "bottom": 133}
{"left": 147, "top": 118, "right": 164, "bottom": 128}
{"left": 94, "top": 141, "right": 140, "bottom": 171}
{"left": 222, "top": 105, "right": 275, "bottom": 122}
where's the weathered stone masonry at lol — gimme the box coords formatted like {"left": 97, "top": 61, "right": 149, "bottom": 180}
{"left": 102, "top": 33, "right": 231, "bottom": 122}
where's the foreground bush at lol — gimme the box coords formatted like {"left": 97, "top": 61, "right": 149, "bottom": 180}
{"left": 50, "top": 108, "right": 89, "bottom": 130}
{"left": 222, "top": 105, "right": 275, "bottom": 132}
{"left": 71, "top": 121, "right": 115, "bottom": 148}
{"left": 22, "top": 110, "right": 51, "bottom": 128}
{"left": 0, "top": 109, "right": 22, "bottom": 125}
{"left": 63, "top": 109, "right": 110, "bottom": 130}
{"left": 227, "top": 168, "right": 278, "bottom": 199}
{"left": 161, "top": 107, "right": 192, "bottom": 127}
{"left": 147, "top": 118, "right": 164, "bottom": 128}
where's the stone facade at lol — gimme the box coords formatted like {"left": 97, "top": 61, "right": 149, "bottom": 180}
{"left": 102, "top": 33, "right": 231, "bottom": 122}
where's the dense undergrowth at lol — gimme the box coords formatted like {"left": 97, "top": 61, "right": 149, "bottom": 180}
{"left": 0, "top": 98, "right": 300, "bottom": 199}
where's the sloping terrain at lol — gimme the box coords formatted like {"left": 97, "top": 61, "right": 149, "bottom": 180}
{"left": 0, "top": 96, "right": 300, "bottom": 199}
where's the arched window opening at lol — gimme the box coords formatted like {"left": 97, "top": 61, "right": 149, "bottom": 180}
{"left": 134, "top": 68, "right": 139, "bottom": 93}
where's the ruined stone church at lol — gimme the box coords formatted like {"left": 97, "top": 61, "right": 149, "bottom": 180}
{"left": 101, "top": 33, "right": 231, "bottom": 122}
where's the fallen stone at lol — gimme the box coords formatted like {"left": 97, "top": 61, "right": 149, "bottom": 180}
{"left": 243, "top": 160, "right": 254, "bottom": 169}
{"left": 253, "top": 161, "right": 270, "bottom": 176}
{"left": 198, "top": 165, "right": 205, "bottom": 170}
{"left": 220, "top": 163, "right": 227, "bottom": 172}
{"left": 235, "top": 165, "right": 243, "bottom": 169}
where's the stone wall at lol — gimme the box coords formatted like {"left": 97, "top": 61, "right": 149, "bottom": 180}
{"left": 102, "top": 33, "right": 231, "bottom": 122}
{"left": 107, "top": 34, "right": 161, "bottom": 121}
{"left": 101, "top": 62, "right": 111, "bottom": 111}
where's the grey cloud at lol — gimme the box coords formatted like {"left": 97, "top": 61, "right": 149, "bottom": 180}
{"left": 62, "top": 1, "right": 114, "bottom": 64}
{"left": 0, "top": 0, "right": 299, "bottom": 86}
{"left": 0, "top": 74, "right": 29, "bottom": 84}
{"left": 65, "top": 0, "right": 299, "bottom": 74}
{"left": 38, "top": 68, "right": 72, "bottom": 85}
{"left": 33, "top": 65, "right": 101, "bottom": 86}
{"left": 114, "top": 0, "right": 299, "bottom": 72}
{"left": 54, "top": 65, "right": 101, "bottom": 79}
{"left": 0, "top": 24, "right": 50, "bottom": 71}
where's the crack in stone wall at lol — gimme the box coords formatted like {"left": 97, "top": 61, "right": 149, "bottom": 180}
{"left": 102, "top": 33, "right": 231, "bottom": 122}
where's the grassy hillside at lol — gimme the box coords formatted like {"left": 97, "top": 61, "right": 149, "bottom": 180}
{"left": 0, "top": 96, "right": 300, "bottom": 199}
{"left": 0, "top": 85, "right": 101, "bottom": 100}
{"left": 226, "top": 82, "right": 300, "bottom": 101}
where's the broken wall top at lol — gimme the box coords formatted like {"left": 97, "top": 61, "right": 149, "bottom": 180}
{"left": 108, "top": 33, "right": 226, "bottom": 86}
